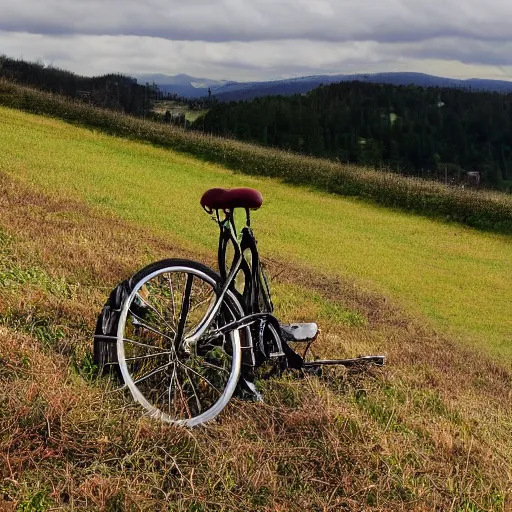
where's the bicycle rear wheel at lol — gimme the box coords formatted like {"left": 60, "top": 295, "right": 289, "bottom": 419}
{"left": 116, "top": 259, "right": 243, "bottom": 427}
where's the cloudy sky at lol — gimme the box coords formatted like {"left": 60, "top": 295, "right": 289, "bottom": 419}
{"left": 1, "top": 0, "right": 512, "bottom": 82}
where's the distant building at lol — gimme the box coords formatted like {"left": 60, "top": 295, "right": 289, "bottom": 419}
{"left": 465, "top": 171, "right": 481, "bottom": 186}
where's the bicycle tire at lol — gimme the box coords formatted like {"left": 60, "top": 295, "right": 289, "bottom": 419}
{"left": 116, "top": 258, "right": 244, "bottom": 427}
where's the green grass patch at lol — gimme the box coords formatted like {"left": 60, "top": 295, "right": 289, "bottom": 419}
{"left": 16, "top": 488, "right": 51, "bottom": 512}
{"left": 0, "top": 231, "right": 75, "bottom": 297}
{"left": 1, "top": 80, "right": 512, "bottom": 234}
{"left": 272, "top": 282, "right": 365, "bottom": 327}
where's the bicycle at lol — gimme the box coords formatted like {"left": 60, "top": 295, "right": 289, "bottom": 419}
{"left": 94, "top": 187, "right": 385, "bottom": 426}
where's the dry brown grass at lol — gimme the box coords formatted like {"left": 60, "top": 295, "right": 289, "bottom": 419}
{"left": 0, "top": 173, "right": 511, "bottom": 511}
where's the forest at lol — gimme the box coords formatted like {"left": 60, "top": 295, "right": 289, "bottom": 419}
{"left": 3, "top": 55, "right": 512, "bottom": 191}
{"left": 0, "top": 55, "right": 163, "bottom": 117}
{"left": 196, "top": 81, "right": 512, "bottom": 190}
{"left": 0, "top": 56, "right": 215, "bottom": 126}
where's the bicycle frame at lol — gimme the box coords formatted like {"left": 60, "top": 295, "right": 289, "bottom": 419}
{"left": 188, "top": 207, "right": 385, "bottom": 373}
{"left": 93, "top": 188, "right": 385, "bottom": 426}
{"left": 185, "top": 208, "right": 273, "bottom": 347}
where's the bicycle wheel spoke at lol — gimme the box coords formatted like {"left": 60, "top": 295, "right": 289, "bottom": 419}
{"left": 123, "top": 337, "right": 167, "bottom": 352}
{"left": 153, "top": 363, "right": 175, "bottom": 405}
{"left": 133, "top": 362, "right": 171, "bottom": 385}
{"left": 183, "top": 367, "right": 202, "bottom": 413}
{"left": 174, "top": 368, "right": 192, "bottom": 419}
{"left": 168, "top": 365, "right": 177, "bottom": 415}
{"left": 165, "top": 275, "right": 177, "bottom": 325}
{"left": 177, "top": 360, "right": 222, "bottom": 395}
{"left": 135, "top": 292, "right": 177, "bottom": 335}
{"left": 125, "top": 351, "right": 173, "bottom": 362}
{"left": 128, "top": 312, "right": 176, "bottom": 347}
{"left": 200, "top": 360, "right": 229, "bottom": 374}
{"left": 175, "top": 274, "right": 193, "bottom": 343}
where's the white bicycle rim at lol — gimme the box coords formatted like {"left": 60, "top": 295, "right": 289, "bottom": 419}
{"left": 117, "top": 265, "right": 242, "bottom": 427}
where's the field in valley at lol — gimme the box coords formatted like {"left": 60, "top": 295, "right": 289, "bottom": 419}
{"left": 0, "top": 105, "right": 511, "bottom": 511}
{"left": 152, "top": 100, "right": 208, "bottom": 122}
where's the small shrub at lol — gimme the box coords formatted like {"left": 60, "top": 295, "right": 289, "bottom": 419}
{"left": 17, "top": 490, "right": 51, "bottom": 512}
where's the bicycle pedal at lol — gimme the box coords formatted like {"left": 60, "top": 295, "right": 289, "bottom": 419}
{"left": 280, "top": 322, "right": 318, "bottom": 342}
{"left": 269, "top": 351, "right": 286, "bottom": 358}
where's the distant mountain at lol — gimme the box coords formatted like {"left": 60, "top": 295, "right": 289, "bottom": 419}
{"left": 138, "top": 72, "right": 512, "bottom": 101}
{"left": 135, "top": 73, "right": 225, "bottom": 98}
{"left": 212, "top": 73, "right": 512, "bottom": 101}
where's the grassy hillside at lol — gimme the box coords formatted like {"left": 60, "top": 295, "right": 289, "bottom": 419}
{"left": 1, "top": 169, "right": 511, "bottom": 512}
{"left": 1, "top": 106, "right": 511, "bottom": 361}
{"left": 2, "top": 79, "right": 512, "bottom": 235}
{"left": 0, "top": 105, "right": 511, "bottom": 510}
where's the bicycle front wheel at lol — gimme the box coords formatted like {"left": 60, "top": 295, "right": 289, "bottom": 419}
{"left": 116, "top": 259, "right": 243, "bottom": 427}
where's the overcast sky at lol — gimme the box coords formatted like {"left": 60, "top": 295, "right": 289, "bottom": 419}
{"left": 1, "top": 0, "right": 512, "bottom": 82}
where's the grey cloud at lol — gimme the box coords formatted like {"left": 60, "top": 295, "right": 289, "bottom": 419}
{"left": 1, "top": 0, "right": 512, "bottom": 44}
{"left": 398, "top": 39, "right": 512, "bottom": 67}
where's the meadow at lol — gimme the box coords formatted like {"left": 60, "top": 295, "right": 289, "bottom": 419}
{"left": 152, "top": 100, "right": 208, "bottom": 122}
{"left": 1, "top": 106, "right": 511, "bottom": 361}
{"left": 2, "top": 79, "right": 512, "bottom": 235}
{"left": 0, "top": 103, "right": 511, "bottom": 511}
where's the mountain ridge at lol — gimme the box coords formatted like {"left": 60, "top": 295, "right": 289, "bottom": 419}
{"left": 136, "top": 71, "right": 512, "bottom": 100}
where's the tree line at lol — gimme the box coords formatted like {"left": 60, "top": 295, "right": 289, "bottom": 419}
{"left": 0, "top": 56, "right": 221, "bottom": 127}
{"left": 195, "top": 81, "right": 512, "bottom": 190}
{"left": 0, "top": 55, "right": 168, "bottom": 117}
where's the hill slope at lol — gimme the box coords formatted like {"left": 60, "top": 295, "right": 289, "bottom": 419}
{"left": 0, "top": 106, "right": 511, "bottom": 510}
{"left": 2, "top": 79, "right": 512, "bottom": 235}
{"left": 1, "top": 106, "right": 511, "bottom": 360}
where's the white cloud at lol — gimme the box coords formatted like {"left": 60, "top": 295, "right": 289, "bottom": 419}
{"left": 2, "top": 31, "right": 512, "bottom": 82}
